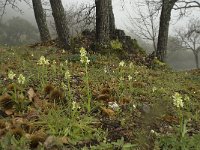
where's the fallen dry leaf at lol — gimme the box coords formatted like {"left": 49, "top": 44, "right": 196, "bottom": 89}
{"left": 100, "top": 107, "right": 115, "bottom": 117}
{"left": 97, "top": 94, "right": 110, "bottom": 102}
{"left": 27, "top": 88, "right": 36, "bottom": 101}
{"left": 60, "top": 136, "right": 69, "bottom": 144}
{"left": 5, "top": 109, "right": 14, "bottom": 116}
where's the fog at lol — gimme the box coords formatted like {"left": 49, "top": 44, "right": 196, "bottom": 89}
{"left": 1, "top": 0, "right": 200, "bottom": 70}
{"left": 4, "top": 0, "right": 199, "bottom": 31}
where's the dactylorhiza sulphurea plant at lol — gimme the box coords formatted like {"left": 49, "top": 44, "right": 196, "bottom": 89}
{"left": 172, "top": 92, "right": 188, "bottom": 141}
{"left": 8, "top": 70, "right": 16, "bottom": 80}
{"left": 37, "top": 56, "right": 50, "bottom": 66}
{"left": 118, "top": 61, "right": 126, "bottom": 99}
{"left": 128, "top": 75, "right": 134, "bottom": 95}
{"left": 8, "top": 71, "right": 17, "bottom": 102}
{"left": 51, "top": 60, "right": 57, "bottom": 77}
{"left": 173, "top": 92, "right": 184, "bottom": 108}
{"left": 119, "top": 61, "right": 125, "bottom": 67}
{"left": 18, "top": 74, "right": 26, "bottom": 85}
{"left": 71, "top": 101, "right": 81, "bottom": 118}
{"left": 80, "top": 47, "right": 91, "bottom": 113}
{"left": 64, "top": 69, "right": 73, "bottom": 112}
{"left": 7, "top": 72, "right": 26, "bottom": 111}
{"left": 37, "top": 56, "right": 49, "bottom": 88}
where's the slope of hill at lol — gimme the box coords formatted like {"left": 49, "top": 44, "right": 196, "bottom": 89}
{"left": 0, "top": 45, "right": 200, "bottom": 149}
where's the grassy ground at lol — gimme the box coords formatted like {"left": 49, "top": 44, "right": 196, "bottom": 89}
{"left": 0, "top": 45, "right": 200, "bottom": 150}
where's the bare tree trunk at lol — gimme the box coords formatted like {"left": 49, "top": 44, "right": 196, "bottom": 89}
{"left": 109, "top": 0, "right": 115, "bottom": 38}
{"left": 156, "top": 0, "right": 177, "bottom": 62}
{"left": 49, "top": 0, "right": 70, "bottom": 49}
{"left": 95, "top": 0, "right": 110, "bottom": 44}
{"left": 32, "top": 0, "right": 51, "bottom": 42}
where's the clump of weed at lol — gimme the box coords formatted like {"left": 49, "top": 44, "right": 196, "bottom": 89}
{"left": 44, "top": 84, "right": 54, "bottom": 96}
{"left": 0, "top": 93, "right": 14, "bottom": 110}
{"left": 29, "top": 131, "right": 47, "bottom": 149}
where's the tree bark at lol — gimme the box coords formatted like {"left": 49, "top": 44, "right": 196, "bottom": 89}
{"left": 49, "top": 0, "right": 70, "bottom": 49}
{"left": 156, "top": 0, "right": 177, "bottom": 62}
{"left": 95, "top": 0, "right": 110, "bottom": 44}
{"left": 32, "top": 0, "right": 51, "bottom": 42}
{"left": 109, "top": 0, "right": 115, "bottom": 38}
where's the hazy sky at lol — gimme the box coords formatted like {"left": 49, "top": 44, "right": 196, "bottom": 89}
{"left": 3, "top": 0, "right": 199, "bottom": 36}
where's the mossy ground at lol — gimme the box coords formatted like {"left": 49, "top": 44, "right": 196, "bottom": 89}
{"left": 0, "top": 45, "right": 200, "bottom": 149}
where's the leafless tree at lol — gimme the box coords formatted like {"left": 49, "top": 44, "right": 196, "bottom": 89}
{"left": 145, "top": 0, "right": 200, "bottom": 62}
{"left": 66, "top": 3, "right": 96, "bottom": 36}
{"left": 48, "top": 2, "right": 96, "bottom": 37}
{"left": 0, "top": 0, "right": 31, "bottom": 19}
{"left": 176, "top": 19, "right": 200, "bottom": 69}
{"left": 49, "top": 0, "right": 70, "bottom": 49}
{"left": 32, "top": 0, "right": 51, "bottom": 42}
{"left": 128, "top": 0, "right": 159, "bottom": 52}
{"left": 95, "top": 0, "right": 115, "bottom": 44}
{"left": 95, "top": 0, "right": 110, "bottom": 43}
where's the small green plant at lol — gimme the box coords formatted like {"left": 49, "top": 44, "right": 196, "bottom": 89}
{"left": 7, "top": 71, "right": 28, "bottom": 111}
{"left": 111, "top": 39, "right": 123, "bottom": 50}
{"left": 0, "top": 132, "right": 30, "bottom": 150}
{"left": 51, "top": 60, "right": 57, "bottom": 78}
{"left": 64, "top": 69, "right": 73, "bottom": 112}
{"left": 118, "top": 61, "right": 126, "bottom": 99}
{"left": 157, "top": 93, "right": 200, "bottom": 150}
{"left": 90, "top": 137, "right": 137, "bottom": 150}
{"left": 80, "top": 47, "right": 92, "bottom": 113}
{"left": 39, "top": 108, "right": 104, "bottom": 145}
{"left": 37, "top": 56, "right": 50, "bottom": 88}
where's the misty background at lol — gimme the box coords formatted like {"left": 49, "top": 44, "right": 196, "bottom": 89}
{"left": 1, "top": 0, "right": 200, "bottom": 70}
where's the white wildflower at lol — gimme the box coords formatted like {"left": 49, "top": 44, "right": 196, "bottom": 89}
{"left": 119, "top": 61, "right": 125, "bottom": 67}
{"left": 62, "top": 49, "right": 66, "bottom": 53}
{"left": 72, "top": 101, "right": 76, "bottom": 110}
{"left": 152, "top": 87, "right": 157, "bottom": 92}
{"left": 132, "top": 104, "right": 136, "bottom": 109}
{"left": 80, "top": 47, "right": 87, "bottom": 57}
{"left": 135, "top": 71, "right": 139, "bottom": 75}
{"left": 37, "top": 56, "right": 49, "bottom": 65}
{"left": 129, "top": 62, "right": 134, "bottom": 68}
{"left": 172, "top": 92, "right": 184, "bottom": 108}
{"left": 64, "top": 70, "right": 71, "bottom": 80}
{"left": 108, "top": 102, "right": 120, "bottom": 111}
{"left": 52, "top": 60, "right": 56, "bottom": 65}
{"left": 72, "top": 101, "right": 81, "bottom": 110}
{"left": 128, "top": 75, "right": 132, "bottom": 81}
{"left": 150, "top": 130, "right": 155, "bottom": 134}
{"left": 80, "top": 47, "right": 90, "bottom": 64}
{"left": 8, "top": 70, "right": 16, "bottom": 80}
{"left": 119, "top": 77, "right": 124, "bottom": 81}
{"left": 65, "top": 60, "right": 68, "bottom": 65}
{"left": 104, "top": 67, "right": 107, "bottom": 73}
{"left": 61, "top": 82, "right": 67, "bottom": 89}
{"left": 18, "top": 74, "right": 25, "bottom": 85}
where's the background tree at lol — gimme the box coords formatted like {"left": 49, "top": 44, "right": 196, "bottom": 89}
{"left": 176, "top": 19, "right": 200, "bottom": 69}
{"left": 32, "top": 0, "right": 51, "bottom": 42}
{"left": 156, "top": 0, "right": 178, "bottom": 62}
{"left": 95, "top": 0, "right": 111, "bottom": 43}
{"left": 109, "top": 0, "right": 115, "bottom": 38}
{"left": 58, "top": 3, "right": 96, "bottom": 36}
{"left": 167, "top": 36, "right": 184, "bottom": 57}
{"left": 49, "top": 0, "right": 70, "bottom": 49}
{"left": 128, "top": 0, "right": 159, "bottom": 52}
{"left": 155, "top": 0, "right": 200, "bottom": 61}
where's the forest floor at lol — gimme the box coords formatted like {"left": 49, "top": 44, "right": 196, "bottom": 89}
{"left": 0, "top": 45, "right": 200, "bottom": 150}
